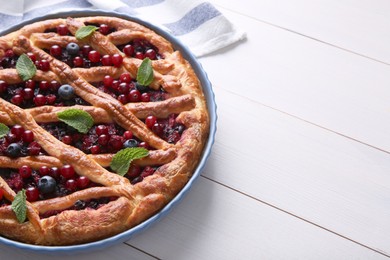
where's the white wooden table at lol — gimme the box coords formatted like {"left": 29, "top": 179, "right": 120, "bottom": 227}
{"left": 2, "top": 1, "right": 390, "bottom": 259}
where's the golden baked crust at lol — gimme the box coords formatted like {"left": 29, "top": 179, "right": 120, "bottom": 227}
{"left": 0, "top": 16, "right": 209, "bottom": 245}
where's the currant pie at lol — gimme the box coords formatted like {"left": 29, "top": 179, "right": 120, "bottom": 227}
{"left": 0, "top": 15, "right": 210, "bottom": 245}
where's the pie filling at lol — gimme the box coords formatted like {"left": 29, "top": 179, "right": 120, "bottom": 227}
{"left": 0, "top": 166, "right": 100, "bottom": 201}
{"left": 0, "top": 78, "right": 90, "bottom": 108}
{"left": 0, "top": 125, "right": 45, "bottom": 157}
{"left": 44, "top": 44, "right": 108, "bottom": 69}
{"left": 40, "top": 122, "right": 150, "bottom": 153}
{"left": 117, "top": 39, "right": 162, "bottom": 60}
{"left": 92, "top": 74, "right": 168, "bottom": 104}
{"left": 39, "top": 196, "right": 119, "bottom": 219}
{"left": 0, "top": 49, "right": 18, "bottom": 69}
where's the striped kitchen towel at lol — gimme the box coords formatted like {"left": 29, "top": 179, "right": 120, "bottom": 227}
{"left": 0, "top": 0, "right": 246, "bottom": 57}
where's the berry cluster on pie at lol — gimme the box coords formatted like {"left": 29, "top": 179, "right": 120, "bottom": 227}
{"left": 0, "top": 16, "right": 209, "bottom": 245}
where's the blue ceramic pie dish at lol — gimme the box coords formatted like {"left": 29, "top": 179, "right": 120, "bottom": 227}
{"left": 0, "top": 9, "right": 217, "bottom": 254}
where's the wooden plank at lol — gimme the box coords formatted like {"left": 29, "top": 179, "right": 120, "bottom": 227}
{"left": 210, "top": 0, "right": 390, "bottom": 64}
{"left": 199, "top": 8, "right": 390, "bottom": 152}
{"left": 0, "top": 243, "right": 157, "bottom": 259}
{"left": 197, "top": 86, "right": 390, "bottom": 255}
{"left": 128, "top": 178, "right": 387, "bottom": 259}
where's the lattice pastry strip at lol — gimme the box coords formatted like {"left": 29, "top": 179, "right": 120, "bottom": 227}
{"left": 0, "top": 16, "right": 209, "bottom": 245}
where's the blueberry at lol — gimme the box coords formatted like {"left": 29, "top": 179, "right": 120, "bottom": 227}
{"left": 175, "top": 124, "right": 185, "bottom": 134}
{"left": 37, "top": 175, "right": 56, "bottom": 194}
{"left": 74, "top": 200, "right": 86, "bottom": 210}
{"left": 66, "top": 43, "right": 80, "bottom": 56}
{"left": 135, "top": 82, "right": 148, "bottom": 92}
{"left": 87, "top": 199, "right": 99, "bottom": 209}
{"left": 123, "top": 139, "right": 138, "bottom": 148}
{"left": 6, "top": 143, "right": 21, "bottom": 157}
{"left": 58, "top": 84, "right": 75, "bottom": 100}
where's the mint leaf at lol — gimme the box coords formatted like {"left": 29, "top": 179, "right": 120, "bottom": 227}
{"left": 75, "top": 25, "right": 98, "bottom": 40}
{"left": 136, "top": 58, "right": 154, "bottom": 86}
{"left": 57, "top": 109, "right": 94, "bottom": 134}
{"left": 12, "top": 189, "right": 27, "bottom": 223}
{"left": 0, "top": 123, "right": 9, "bottom": 138}
{"left": 110, "top": 148, "right": 149, "bottom": 176}
{"left": 16, "top": 54, "right": 37, "bottom": 81}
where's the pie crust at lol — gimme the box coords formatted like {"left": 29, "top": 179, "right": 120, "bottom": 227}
{"left": 0, "top": 16, "right": 209, "bottom": 245}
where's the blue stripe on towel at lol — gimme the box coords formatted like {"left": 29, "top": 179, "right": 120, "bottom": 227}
{"left": 120, "top": 0, "right": 164, "bottom": 8}
{"left": 163, "top": 2, "right": 221, "bottom": 36}
{"left": 115, "top": 6, "right": 137, "bottom": 16}
{"left": 22, "top": 0, "right": 92, "bottom": 21}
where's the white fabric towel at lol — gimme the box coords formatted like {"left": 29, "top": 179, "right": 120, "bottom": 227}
{"left": 0, "top": 0, "right": 246, "bottom": 57}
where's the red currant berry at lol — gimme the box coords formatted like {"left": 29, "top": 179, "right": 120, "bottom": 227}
{"left": 11, "top": 125, "right": 24, "bottom": 138}
{"left": 108, "top": 135, "right": 124, "bottom": 151}
{"left": 46, "top": 94, "right": 57, "bottom": 105}
{"left": 90, "top": 145, "right": 101, "bottom": 154}
{"left": 39, "top": 60, "right": 50, "bottom": 71}
{"left": 39, "top": 166, "right": 50, "bottom": 176}
{"left": 11, "top": 94, "right": 23, "bottom": 105}
{"left": 22, "top": 130, "right": 34, "bottom": 143}
{"left": 4, "top": 49, "right": 14, "bottom": 57}
{"left": 4, "top": 49, "right": 13, "bottom": 57}
{"left": 103, "top": 75, "right": 114, "bottom": 87}
{"left": 127, "top": 165, "right": 141, "bottom": 178}
{"left": 99, "top": 24, "right": 110, "bottom": 35}
{"left": 57, "top": 24, "right": 69, "bottom": 35}
{"left": 39, "top": 80, "right": 50, "bottom": 90}
{"left": 82, "top": 45, "right": 92, "bottom": 57}
{"left": 50, "top": 80, "right": 61, "bottom": 91}
{"left": 123, "top": 45, "right": 134, "bottom": 57}
{"left": 26, "top": 187, "right": 39, "bottom": 202}
{"left": 26, "top": 52, "right": 36, "bottom": 62}
{"left": 112, "top": 54, "right": 123, "bottom": 67}
{"left": 152, "top": 123, "right": 164, "bottom": 136}
{"left": 61, "top": 135, "right": 73, "bottom": 145}
{"left": 101, "top": 55, "right": 112, "bottom": 66}
{"left": 61, "top": 165, "right": 75, "bottom": 179}
{"left": 23, "top": 88, "right": 34, "bottom": 100}
{"left": 73, "top": 56, "right": 84, "bottom": 67}
{"left": 76, "top": 176, "right": 90, "bottom": 189}
{"left": 6, "top": 133, "right": 17, "bottom": 143}
{"left": 65, "top": 179, "right": 77, "bottom": 191}
{"left": 111, "top": 80, "right": 120, "bottom": 90}
{"left": 25, "top": 79, "right": 35, "bottom": 89}
{"left": 138, "top": 142, "right": 150, "bottom": 149}
{"left": 141, "top": 92, "right": 150, "bottom": 102}
{"left": 141, "top": 166, "right": 155, "bottom": 178}
{"left": 50, "top": 45, "right": 62, "bottom": 57}
{"left": 19, "top": 165, "right": 32, "bottom": 178}
{"left": 128, "top": 89, "right": 141, "bottom": 102}
{"left": 118, "top": 82, "right": 129, "bottom": 94}
{"left": 49, "top": 167, "right": 60, "bottom": 179}
{"left": 33, "top": 94, "right": 47, "bottom": 106}
{"left": 98, "top": 134, "right": 109, "bottom": 146}
{"left": 28, "top": 141, "right": 41, "bottom": 156}
{"left": 123, "top": 131, "right": 133, "bottom": 140}
{"left": 145, "top": 115, "right": 157, "bottom": 129}
{"left": 145, "top": 49, "right": 157, "bottom": 60}
{"left": 119, "top": 73, "right": 131, "bottom": 83}
{"left": 88, "top": 50, "right": 101, "bottom": 63}
{"left": 135, "top": 52, "right": 144, "bottom": 59}
{"left": 0, "top": 80, "right": 7, "bottom": 93}
{"left": 117, "top": 94, "right": 128, "bottom": 104}
{"left": 95, "top": 125, "right": 108, "bottom": 136}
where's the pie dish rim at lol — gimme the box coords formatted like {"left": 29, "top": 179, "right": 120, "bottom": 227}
{"left": 0, "top": 9, "right": 217, "bottom": 254}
